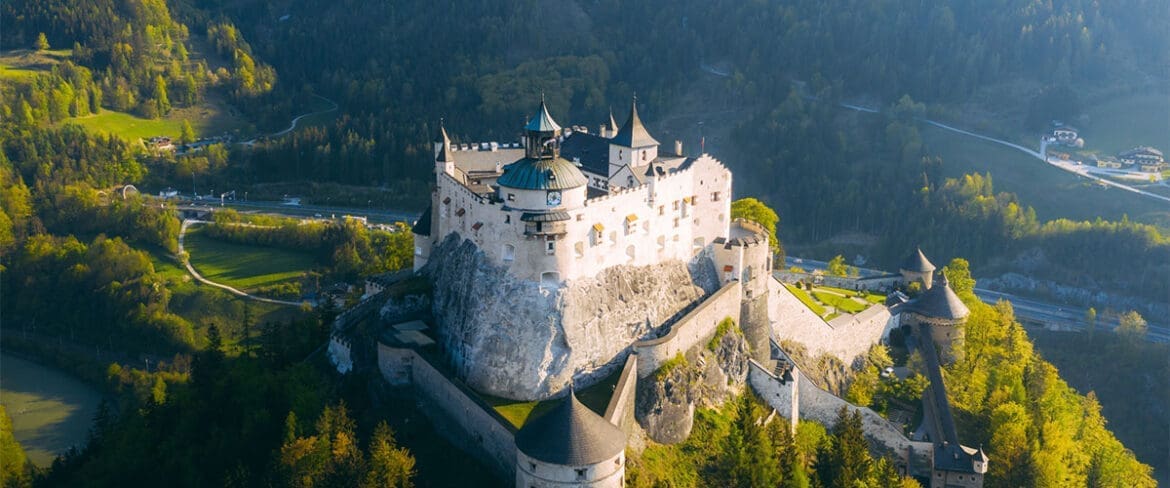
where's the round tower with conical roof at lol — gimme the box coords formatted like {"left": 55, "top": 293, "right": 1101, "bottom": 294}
{"left": 514, "top": 389, "right": 627, "bottom": 488}
{"left": 900, "top": 247, "right": 937, "bottom": 290}
{"left": 908, "top": 273, "right": 970, "bottom": 364}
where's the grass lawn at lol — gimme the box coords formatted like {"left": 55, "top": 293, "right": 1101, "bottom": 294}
{"left": 818, "top": 285, "right": 885, "bottom": 304}
{"left": 783, "top": 284, "right": 827, "bottom": 316}
{"left": 486, "top": 368, "right": 622, "bottom": 429}
{"left": 184, "top": 226, "right": 319, "bottom": 291}
{"left": 811, "top": 290, "right": 868, "bottom": 314}
{"left": 921, "top": 123, "right": 1170, "bottom": 229}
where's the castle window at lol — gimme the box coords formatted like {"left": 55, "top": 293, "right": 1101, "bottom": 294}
{"left": 609, "top": 231, "right": 617, "bottom": 245}
{"left": 672, "top": 200, "right": 679, "bottom": 210}
{"left": 642, "top": 150, "right": 647, "bottom": 161}
{"left": 574, "top": 242, "right": 584, "bottom": 258}
{"left": 658, "top": 205, "right": 664, "bottom": 215}
{"left": 657, "top": 235, "right": 666, "bottom": 251}
{"left": 592, "top": 224, "right": 605, "bottom": 244}
{"left": 576, "top": 468, "right": 587, "bottom": 480}
{"left": 529, "top": 462, "right": 536, "bottom": 471}
{"left": 505, "top": 215, "right": 511, "bottom": 224}
{"left": 503, "top": 244, "right": 515, "bottom": 262}
{"left": 712, "top": 191, "right": 721, "bottom": 201}
{"left": 576, "top": 214, "right": 584, "bottom": 221}
{"left": 507, "top": 193, "right": 515, "bottom": 201}
{"left": 626, "top": 245, "right": 636, "bottom": 262}
{"left": 546, "top": 240, "right": 555, "bottom": 255}
{"left": 673, "top": 217, "right": 679, "bottom": 228}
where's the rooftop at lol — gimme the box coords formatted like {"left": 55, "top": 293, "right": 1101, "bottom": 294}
{"left": 611, "top": 98, "right": 659, "bottom": 149}
{"left": 514, "top": 389, "right": 626, "bottom": 465}
{"left": 496, "top": 156, "right": 588, "bottom": 191}
{"left": 900, "top": 247, "right": 936, "bottom": 273}
{"left": 525, "top": 99, "right": 561, "bottom": 134}
{"left": 910, "top": 274, "right": 970, "bottom": 321}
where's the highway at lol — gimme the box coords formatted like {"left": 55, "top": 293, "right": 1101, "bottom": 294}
{"left": 168, "top": 193, "right": 422, "bottom": 225}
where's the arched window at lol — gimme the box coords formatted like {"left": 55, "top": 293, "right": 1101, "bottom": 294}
{"left": 574, "top": 242, "right": 584, "bottom": 258}
{"left": 626, "top": 245, "right": 636, "bottom": 262}
{"left": 503, "top": 244, "right": 515, "bottom": 262}
{"left": 541, "top": 271, "right": 560, "bottom": 287}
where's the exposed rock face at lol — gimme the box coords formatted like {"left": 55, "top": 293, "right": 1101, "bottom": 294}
{"left": 698, "top": 328, "right": 750, "bottom": 407}
{"left": 636, "top": 325, "right": 750, "bottom": 443}
{"left": 636, "top": 364, "right": 696, "bottom": 444}
{"left": 421, "top": 234, "right": 709, "bottom": 400}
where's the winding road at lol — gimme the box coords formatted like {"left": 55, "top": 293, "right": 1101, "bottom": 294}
{"left": 177, "top": 219, "right": 308, "bottom": 306}
{"left": 242, "top": 94, "right": 338, "bottom": 144}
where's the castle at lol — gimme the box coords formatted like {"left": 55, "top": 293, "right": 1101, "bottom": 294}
{"left": 412, "top": 98, "right": 745, "bottom": 287}
{"left": 367, "top": 99, "right": 987, "bottom": 487}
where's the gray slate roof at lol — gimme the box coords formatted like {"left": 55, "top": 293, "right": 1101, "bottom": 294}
{"left": 514, "top": 390, "right": 626, "bottom": 466}
{"left": 521, "top": 211, "right": 571, "bottom": 222}
{"left": 525, "top": 100, "right": 562, "bottom": 133}
{"left": 900, "top": 247, "right": 936, "bottom": 273}
{"left": 910, "top": 274, "right": 970, "bottom": 320}
{"left": 559, "top": 132, "right": 611, "bottom": 176}
{"left": 412, "top": 206, "right": 432, "bottom": 236}
{"left": 497, "top": 157, "right": 588, "bottom": 190}
{"left": 611, "top": 99, "right": 659, "bottom": 148}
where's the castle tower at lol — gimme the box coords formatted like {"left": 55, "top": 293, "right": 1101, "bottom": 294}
{"left": 435, "top": 122, "right": 455, "bottom": 177}
{"left": 514, "top": 389, "right": 627, "bottom": 488}
{"left": 609, "top": 97, "right": 659, "bottom": 169}
{"left": 908, "top": 273, "right": 970, "bottom": 364}
{"left": 900, "top": 247, "right": 937, "bottom": 290}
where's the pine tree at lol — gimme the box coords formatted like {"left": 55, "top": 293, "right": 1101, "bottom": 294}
{"left": 153, "top": 75, "right": 171, "bottom": 116}
{"left": 34, "top": 32, "right": 49, "bottom": 51}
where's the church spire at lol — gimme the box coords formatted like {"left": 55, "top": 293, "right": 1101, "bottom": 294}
{"left": 608, "top": 107, "right": 619, "bottom": 138}
{"left": 435, "top": 119, "right": 454, "bottom": 163}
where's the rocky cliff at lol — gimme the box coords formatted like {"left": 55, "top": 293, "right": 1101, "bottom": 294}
{"left": 420, "top": 234, "right": 712, "bottom": 400}
{"left": 635, "top": 323, "right": 750, "bottom": 444}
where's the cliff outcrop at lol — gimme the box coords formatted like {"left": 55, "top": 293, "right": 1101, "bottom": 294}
{"left": 420, "top": 234, "right": 710, "bottom": 400}
{"left": 635, "top": 323, "right": 750, "bottom": 443}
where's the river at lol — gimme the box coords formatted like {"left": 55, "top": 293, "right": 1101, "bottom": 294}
{"left": 0, "top": 351, "right": 103, "bottom": 466}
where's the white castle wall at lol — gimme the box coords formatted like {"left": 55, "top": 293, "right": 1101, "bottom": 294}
{"left": 377, "top": 343, "right": 518, "bottom": 478}
{"left": 768, "top": 278, "right": 897, "bottom": 366}
{"left": 516, "top": 450, "right": 624, "bottom": 488}
{"left": 424, "top": 155, "right": 732, "bottom": 284}
{"left": 633, "top": 281, "right": 743, "bottom": 377}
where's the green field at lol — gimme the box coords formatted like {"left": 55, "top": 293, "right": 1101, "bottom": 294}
{"left": 0, "top": 49, "right": 72, "bottom": 81}
{"left": 0, "top": 352, "right": 103, "bottom": 467}
{"left": 184, "top": 227, "right": 319, "bottom": 291}
{"left": 62, "top": 99, "right": 251, "bottom": 144}
{"left": 1082, "top": 93, "right": 1170, "bottom": 156}
{"left": 921, "top": 123, "right": 1170, "bottom": 229}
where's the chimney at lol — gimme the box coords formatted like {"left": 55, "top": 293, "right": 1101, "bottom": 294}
{"left": 600, "top": 124, "right": 607, "bottom": 135}
{"left": 494, "top": 161, "right": 503, "bottom": 173}
{"left": 674, "top": 140, "right": 683, "bottom": 156}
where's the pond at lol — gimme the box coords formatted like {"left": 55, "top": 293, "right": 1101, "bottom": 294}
{"left": 0, "top": 351, "right": 103, "bottom": 466}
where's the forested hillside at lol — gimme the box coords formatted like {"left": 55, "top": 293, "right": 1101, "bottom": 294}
{"left": 2, "top": 0, "right": 1167, "bottom": 485}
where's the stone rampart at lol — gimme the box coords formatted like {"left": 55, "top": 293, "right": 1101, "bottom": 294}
{"left": 748, "top": 354, "right": 922, "bottom": 470}
{"left": 376, "top": 343, "right": 517, "bottom": 478}
{"left": 633, "top": 281, "right": 742, "bottom": 377}
{"left": 768, "top": 278, "right": 896, "bottom": 367}
{"left": 604, "top": 354, "right": 639, "bottom": 436}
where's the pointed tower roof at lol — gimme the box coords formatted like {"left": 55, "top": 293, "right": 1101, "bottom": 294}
{"left": 436, "top": 124, "right": 455, "bottom": 163}
{"left": 900, "top": 247, "right": 936, "bottom": 273}
{"left": 611, "top": 97, "right": 659, "bottom": 148}
{"left": 644, "top": 162, "right": 657, "bottom": 177}
{"left": 910, "top": 274, "right": 970, "bottom": 320}
{"left": 608, "top": 107, "right": 619, "bottom": 135}
{"left": 433, "top": 120, "right": 450, "bottom": 144}
{"left": 514, "top": 388, "right": 626, "bottom": 465}
{"left": 525, "top": 97, "right": 562, "bottom": 133}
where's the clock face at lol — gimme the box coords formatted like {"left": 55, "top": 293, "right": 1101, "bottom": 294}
{"left": 546, "top": 190, "right": 562, "bottom": 206}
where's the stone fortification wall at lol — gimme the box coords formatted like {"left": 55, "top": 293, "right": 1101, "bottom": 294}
{"left": 768, "top": 278, "right": 896, "bottom": 367}
{"left": 603, "top": 354, "right": 640, "bottom": 438}
{"left": 377, "top": 343, "right": 518, "bottom": 478}
{"left": 633, "top": 281, "right": 742, "bottom": 377}
{"left": 774, "top": 271, "right": 903, "bottom": 293}
{"left": 748, "top": 356, "right": 926, "bottom": 470}
{"left": 423, "top": 234, "right": 710, "bottom": 400}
